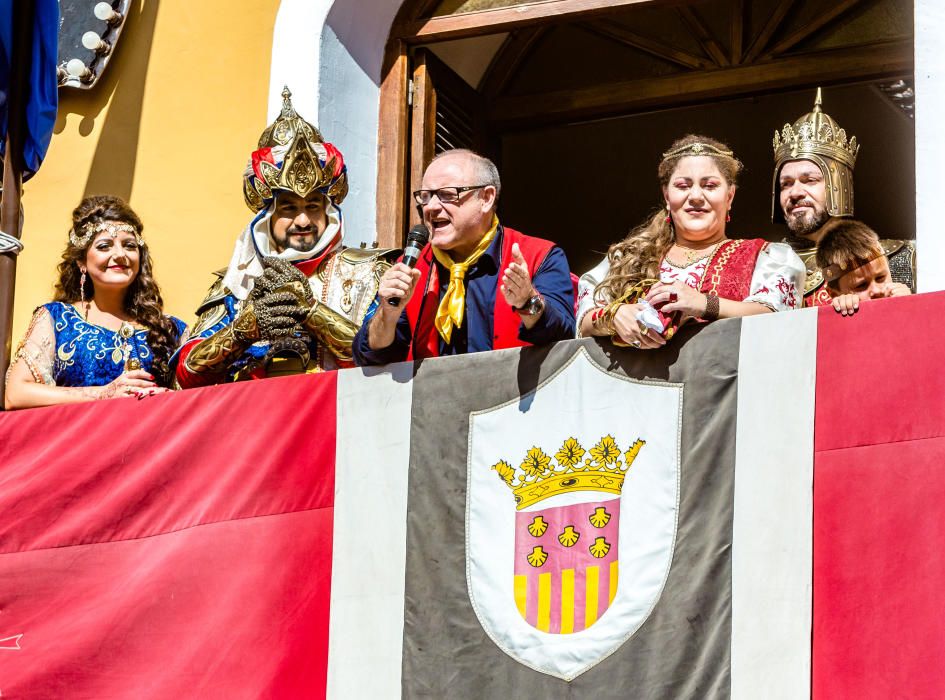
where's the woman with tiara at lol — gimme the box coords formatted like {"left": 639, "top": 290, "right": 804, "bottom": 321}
{"left": 5, "top": 195, "right": 187, "bottom": 409}
{"left": 577, "top": 134, "right": 805, "bottom": 348}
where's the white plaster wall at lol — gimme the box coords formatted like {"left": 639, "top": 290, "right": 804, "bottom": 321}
{"left": 270, "top": 0, "right": 402, "bottom": 248}
{"left": 268, "top": 0, "right": 334, "bottom": 121}
{"left": 319, "top": 1, "right": 403, "bottom": 248}
{"left": 915, "top": 0, "right": 944, "bottom": 293}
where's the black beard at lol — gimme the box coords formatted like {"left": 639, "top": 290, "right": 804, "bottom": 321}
{"left": 279, "top": 227, "right": 318, "bottom": 253}
{"left": 284, "top": 237, "right": 317, "bottom": 253}
{"left": 786, "top": 209, "right": 830, "bottom": 237}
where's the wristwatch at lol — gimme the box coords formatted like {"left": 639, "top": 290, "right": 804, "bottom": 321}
{"left": 514, "top": 293, "right": 546, "bottom": 317}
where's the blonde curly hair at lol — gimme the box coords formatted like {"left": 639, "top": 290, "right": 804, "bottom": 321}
{"left": 595, "top": 134, "right": 743, "bottom": 303}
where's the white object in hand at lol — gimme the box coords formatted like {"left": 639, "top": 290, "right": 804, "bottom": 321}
{"left": 636, "top": 300, "right": 665, "bottom": 334}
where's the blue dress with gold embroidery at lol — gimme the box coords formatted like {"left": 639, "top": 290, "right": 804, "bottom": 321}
{"left": 45, "top": 302, "right": 186, "bottom": 387}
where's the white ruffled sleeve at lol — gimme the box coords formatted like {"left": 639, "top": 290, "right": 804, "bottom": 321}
{"left": 743, "top": 242, "right": 806, "bottom": 312}
{"left": 576, "top": 257, "right": 611, "bottom": 336}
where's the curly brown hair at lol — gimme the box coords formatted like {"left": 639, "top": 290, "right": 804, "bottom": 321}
{"left": 53, "top": 195, "right": 182, "bottom": 387}
{"left": 596, "top": 134, "right": 743, "bottom": 303}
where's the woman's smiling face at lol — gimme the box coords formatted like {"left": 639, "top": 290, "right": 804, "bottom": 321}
{"left": 83, "top": 223, "right": 141, "bottom": 292}
{"left": 663, "top": 156, "right": 735, "bottom": 245}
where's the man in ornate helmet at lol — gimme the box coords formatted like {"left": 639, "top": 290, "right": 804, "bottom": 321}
{"left": 173, "top": 88, "right": 397, "bottom": 386}
{"left": 772, "top": 88, "right": 915, "bottom": 307}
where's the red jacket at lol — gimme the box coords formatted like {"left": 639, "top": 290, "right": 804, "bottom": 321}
{"left": 404, "top": 227, "right": 555, "bottom": 360}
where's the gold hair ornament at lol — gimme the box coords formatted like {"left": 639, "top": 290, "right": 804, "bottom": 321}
{"left": 69, "top": 221, "right": 142, "bottom": 248}
{"left": 662, "top": 142, "right": 735, "bottom": 162}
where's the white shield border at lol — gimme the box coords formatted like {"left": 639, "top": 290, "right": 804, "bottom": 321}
{"left": 465, "top": 347, "right": 683, "bottom": 681}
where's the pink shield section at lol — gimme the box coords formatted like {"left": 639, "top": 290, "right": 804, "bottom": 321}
{"left": 514, "top": 497, "right": 620, "bottom": 634}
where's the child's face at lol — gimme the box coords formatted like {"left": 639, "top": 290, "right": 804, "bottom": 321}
{"left": 832, "top": 255, "right": 892, "bottom": 300}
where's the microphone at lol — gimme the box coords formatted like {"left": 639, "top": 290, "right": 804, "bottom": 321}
{"left": 387, "top": 224, "right": 430, "bottom": 306}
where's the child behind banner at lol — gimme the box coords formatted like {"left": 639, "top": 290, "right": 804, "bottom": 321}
{"left": 815, "top": 218, "right": 912, "bottom": 316}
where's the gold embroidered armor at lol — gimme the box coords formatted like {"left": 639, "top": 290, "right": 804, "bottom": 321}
{"left": 183, "top": 303, "right": 260, "bottom": 375}
{"left": 187, "top": 247, "right": 397, "bottom": 377}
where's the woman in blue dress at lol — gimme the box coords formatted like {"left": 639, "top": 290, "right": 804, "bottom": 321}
{"left": 5, "top": 195, "right": 187, "bottom": 409}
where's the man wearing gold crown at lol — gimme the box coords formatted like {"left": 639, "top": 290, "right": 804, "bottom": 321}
{"left": 772, "top": 88, "right": 916, "bottom": 307}
{"left": 172, "top": 88, "right": 396, "bottom": 386}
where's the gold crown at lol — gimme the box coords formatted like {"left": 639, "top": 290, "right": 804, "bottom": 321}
{"left": 243, "top": 87, "right": 348, "bottom": 211}
{"left": 661, "top": 142, "right": 734, "bottom": 161}
{"left": 493, "top": 436, "right": 645, "bottom": 510}
{"left": 773, "top": 88, "right": 859, "bottom": 170}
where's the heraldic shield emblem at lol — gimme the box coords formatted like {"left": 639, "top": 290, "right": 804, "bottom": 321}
{"left": 466, "top": 348, "right": 682, "bottom": 681}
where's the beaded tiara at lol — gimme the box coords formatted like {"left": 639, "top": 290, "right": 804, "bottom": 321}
{"left": 69, "top": 221, "right": 143, "bottom": 248}
{"left": 661, "top": 142, "right": 735, "bottom": 161}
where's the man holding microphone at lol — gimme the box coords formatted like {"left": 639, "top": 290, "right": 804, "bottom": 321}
{"left": 353, "top": 149, "right": 575, "bottom": 365}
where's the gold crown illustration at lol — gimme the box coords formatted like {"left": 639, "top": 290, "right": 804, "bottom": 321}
{"left": 773, "top": 88, "right": 859, "bottom": 170}
{"left": 493, "top": 436, "right": 645, "bottom": 510}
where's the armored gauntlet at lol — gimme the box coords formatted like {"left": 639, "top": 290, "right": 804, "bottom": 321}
{"left": 183, "top": 303, "right": 260, "bottom": 375}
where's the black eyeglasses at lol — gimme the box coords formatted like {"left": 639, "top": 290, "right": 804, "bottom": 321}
{"left": 412, "top": 185, "right": 488, "bottom": 206}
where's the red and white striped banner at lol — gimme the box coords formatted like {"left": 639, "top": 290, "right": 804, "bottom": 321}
{"left": 0, "top": 292, "right": 942, "bottom": 698}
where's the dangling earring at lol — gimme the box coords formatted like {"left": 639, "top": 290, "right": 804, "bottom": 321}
{"left": 79, "top": 268, "right": 89, "bottom": 319}
{"left": 726, "top": 210, "right": 732, "bottom": 223}
{"left": 665, "top": 205, "right": 672, "bottom": 224}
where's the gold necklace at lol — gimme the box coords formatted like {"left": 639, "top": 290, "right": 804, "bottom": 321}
{"left": 670, "top": 240, "right": 722, "bottom": 266}
{"left": 118, "top": 321, "right": 143, "bottom": 370}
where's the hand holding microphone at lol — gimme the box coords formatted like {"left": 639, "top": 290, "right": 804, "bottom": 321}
{"left": 384, "top": 224, "right": 430, "bottom": 307}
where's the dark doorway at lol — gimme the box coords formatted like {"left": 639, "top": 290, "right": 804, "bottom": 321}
{"left": 389, "top": 0, "right": 914, "bottom": 274}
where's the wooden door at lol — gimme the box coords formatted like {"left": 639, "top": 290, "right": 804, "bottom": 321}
{"left": 407, "top": 48, "right": 493, "bottom": 227}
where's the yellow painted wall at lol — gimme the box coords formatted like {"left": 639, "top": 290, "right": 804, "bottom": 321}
{"left": 14, "top": 0, "right": 281, "bottom": 343}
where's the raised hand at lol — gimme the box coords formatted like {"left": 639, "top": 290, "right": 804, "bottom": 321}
{"left": 500, "top": 243, "right": 535, "bottom": 309}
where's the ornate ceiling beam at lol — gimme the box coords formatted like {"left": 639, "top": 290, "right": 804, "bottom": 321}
{"left": 580, "top": 22, "right": 713, "bottom": 70}
{"left": 393, "top": 0, "right": 685, "bottom": 44}
{"left": 480, "top": 26, "right": 548, "bottom": 100}
{"left": 676, "top": 5, "right": 729, "bottom": 66}
{"left": 743, "top": 0, "right": 799, "bottom": 64}
{"left": 730, "top": 0, "right": 744, "bottom": 64}
{"left": 489, "top": 39, "right": 913, "bottom": 128}
{"left": 761, "top": 0, "right": 869, "bottom": 59}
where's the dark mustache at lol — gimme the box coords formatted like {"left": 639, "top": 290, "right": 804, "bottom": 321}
{"left": 287, "top": 225, "right": 315, "bottom": 234}
{"left": 789, "top": 199, "right": 815, "bottom": 210}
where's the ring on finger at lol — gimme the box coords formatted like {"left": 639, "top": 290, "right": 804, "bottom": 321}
{"left": 631, "top": 340, "right": 642, "bottom": 349}
{"left": 637, "top": 320, "right": 649, "bottom": 336}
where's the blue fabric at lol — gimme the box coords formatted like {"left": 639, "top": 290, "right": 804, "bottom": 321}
{"left": 353, "top": 227, "right": 575, "bottom": 366}
{"left": 0, "top": 0, "right": 59, "bottom": 179}
{"left": 45, "top": 302, "right": 186, "bottom": 387}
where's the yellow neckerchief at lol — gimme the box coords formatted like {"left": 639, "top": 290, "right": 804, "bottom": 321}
{"left": 431, "top": 215, "right": 500, "bottom": 344}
